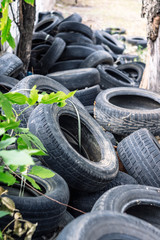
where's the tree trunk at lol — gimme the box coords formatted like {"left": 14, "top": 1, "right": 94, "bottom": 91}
{"left": 17, "top": 0, "right": 35, "bottom": 74}
{"left": 140, "top": 0, "right": 160, "bottom": 92}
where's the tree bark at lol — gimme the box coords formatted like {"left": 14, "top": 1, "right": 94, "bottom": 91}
{"left": 140, "top": 0, "right": 160, "bottom": 92}
{"left": 17, "top": 0, "right": 35, "bottom": 74}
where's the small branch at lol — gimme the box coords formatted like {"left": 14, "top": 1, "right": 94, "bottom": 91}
{"left": 9, "top": 3, "right": 20, "bottom": 31}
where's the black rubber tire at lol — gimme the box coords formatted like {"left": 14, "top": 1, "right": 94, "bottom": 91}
{"left": 38, "top": 37, "right": 66, "bottom": 74}
{"left": 57, "top": 211, "right": 160, "bottom": 240}
{"left": 117, "top": 54, "right": 139, "bottom": 64}
{"left": 29, "top": 44, "right": 51, "bottom": 71}
{"left": 92, "top": 184, "right": 160, "bottom": 229}
{"left": 11, "top": 74, "right": 85, "bottom": 128}
{"left": 95, "top": 30, "right": 125, "bottom": 54}
{"left": 105, "top": 131, "right": 117, "bottom": 146}
{"left": 34, "top": 16, "right": 61, "bottom": 36}
{"left": 0, "top": 52, "right": 23, "bottom": 78}
{"left": 56, "top": 32, "right": 93, "bottom": 44}
{"left": 127, "top": 37, "right": 147, "bottom": 49}
{"left": 117, "top": 128, "right": 160, "bottom": 187}
{"left": 74, "top": 85, "right": 101, "bottom": 106}
{"left": 69, "top": 42, "right": 104, "bottom": 51}
{"left": 68, "top": 171, "right": 137, "bottom": 217}
{"left": 94, "top": 87, "right": 160, "bottom": 136}
{"left": 28, "top": 103, "right": 118, "bottom": 192}
{"left": 117, "top": 62, "right": 144, "bottom": 85}
{"left": 60, "top": 13, "right": 82, "bottom": 23}
{"left": 105, "top": 27, "right": 126, "bottom": 35}
{"left": 58, "top": 21, "right": 93, "bottom": 39}
{"left": 48, "top": 60, "right": 83, "bottom": 73}
{"left": 47, "top": 68, "right": 100, "bottom": 91}
{"left": 38, "top": 11, "right": 64, "bottom": 22}
{"left": 135, "top": 61, "right": 146, "bottom": 69}
{"left": 79, "top": 50, "right": 114, "bottom": 68}
{"left": 59, "top": 45, "right": 95, "bottom": 61}
{"left": 31, "top": 31, "right": 54, "bottom": 48}
{"left": 0, "top": 172, "right": 69, "bottom": 237}
{"left": 97, "top": 65, "right": 137, "bottom": 89}
{"left": 0, "top": 75, "right": 19, "bottom": 93}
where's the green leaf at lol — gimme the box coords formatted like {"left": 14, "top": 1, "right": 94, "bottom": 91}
{"left": 24, "top": 0, "right": 34, "bottom": 6}
{"left": 66, "top": 90, "right": 76, "bottom": 98}
{"left": 17, "top": 136, "right": 28, "bottom": 150}
{"left": 57, "top": 100, "right": 66, "bottom": 107}
{"left": 0, "top": 119, "right": 20, "bottom": 131}
{"left": 27, "top": 85, "right": 39, "bottom": 105}
{"left": 1, "top": 17, "right": 11, "bottom": 45}
{"left": 18, "top": 134, "right": 32, "bottom": 149}
{"left": 0, "top": 150, "right": 35, "bottom": 166}
{"left": 1, "top": 0, "right": 9, "bottom": 30}
{"left": 8, "top": 165, "right": 18, "bottom": 172}
{"left": 0, "top": 230, "right": 3, "bottom": 239}
{"left": 24, "top": 175, "right": 41, "bottom": 190}
{"left": 15, "top": 127, "right": 30, "bottom": 134}
{"left": 19, "top": 165, "right": 28, "bottom": 173}
{"left": 5, "top": 92, "right": 28, "bottom": 105}
{"left": 0, "top": 210, "right": 10, "bottom": 218}
{"left": 24, "top": 149, "right": 47, "bottom": 156}
{"left": 6, "top": 31, "right": 16, "bottom": 49}
{"left": 0, "top": 137, "right": 16, "bottom": 149}
{"left": 0, "top": 128, "right": 5, "bottom": 136}
{"left": 0, "top": 92, "right": 13, "bottom": 118}
{"left": 24, "top": 131, "right": 47, "bottom": 153}
{"left": 1, "top": 134, "right": 10, "bottom": 141}
{"left": 29, "top": 166, "right": 55, "bottom": 179}
{"left": 0, "top": 171, "right": 16, "bottom": 186}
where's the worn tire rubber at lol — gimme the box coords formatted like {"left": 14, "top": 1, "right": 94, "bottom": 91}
{"left": 59, "top": 45, "right": 95, "bottom": 61}
{"left": 47, "top": 68, "right": 100, "bottom": 91}
{"left": 127, "top": 37, "right": 147, "bottom": 49}
{"left": 79, "top": 50, "right": 113, "bottom": 68}
{"left": 0, "top": 75, "right": 19, "bottom": 93}
{"left": 0, "top": 52, "right": 23, "bottom": 78}
{"left": 117, "top": 62, "right": 144, "bottom": 85}
{"left": 92, "top": 184, "right": 160, "bottom": 229}
{"left": 31, "top": 31, "right": 54, "bottom": 48}
{"left": 48, "top": 60, "right": 82, "bottom": 73}
{"left": 117, "top": 128, "right": 160, "bottom": 187}
{"left": 34, "top": 16, "right": 61, "bottom": 36}
{"left": 28, "top": 103, "right": 118, "bottom": 192}
{"left": 39, "top": 37, "right": 66, "bottom": 74}
{"left": 58, "top": 21, "right": 93, "bottom": 39}
{"left": 75, "top": 85, "right": 101, "bottom": 106}
{"left": 57, "top": 211, "right": 160, "bottom": 240}
{"left": 68, "top": 171, "right": 137, "bottom": 217}
{"left": 94, "top": 87, "right": 160, "bottom": 136}
{"left": 11, "top": 74, "right": 85, "bottom": 128}
{"left": 56, "top": 32, "right": 93, "bottom": 44}
{"left": 95, "top": 30, "right": 125, "bottom": 54}
{"left": 0, "top": 172, "right": 69, "bottom": 237}
{"left": 97, "top": 65, "right": 137, "bottom": 89}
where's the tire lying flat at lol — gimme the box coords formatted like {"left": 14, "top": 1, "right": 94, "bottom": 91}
{"left": 57, "top": 211, "right": 160, "bottom": 240}
{"left": 94, "top": 87, "right": 160, "bottom": 136}
{"left": 92, "top": 184, "right": 160, "bottom": 229}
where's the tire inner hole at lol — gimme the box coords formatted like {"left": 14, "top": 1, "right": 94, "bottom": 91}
{"left": 125, "top": 204, "right": 160, "bottom": 229}
{"left": 109, "top": 95, "right": 160, "bottom": 110}
{"left": 59, "top": 114, "right": 101, "bottom": 162}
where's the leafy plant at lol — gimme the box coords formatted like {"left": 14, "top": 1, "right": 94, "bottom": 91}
{"left": 0, "top": 0, "right": 34, "bottom": 48}
{"left": 0, "top": 85, "right": 76, "bottom": 238}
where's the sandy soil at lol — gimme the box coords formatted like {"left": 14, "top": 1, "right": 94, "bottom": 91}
{"left": 54, "top": 0, "right": 147, "bottom": 37}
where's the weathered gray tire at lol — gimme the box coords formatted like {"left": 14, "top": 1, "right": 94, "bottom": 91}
{"left": 28, "top": 103, "right": 118, "bottom": 192}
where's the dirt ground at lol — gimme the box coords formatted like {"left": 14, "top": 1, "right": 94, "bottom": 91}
{"left": 54, "top": 0, "right": 147, "bottom": 37}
